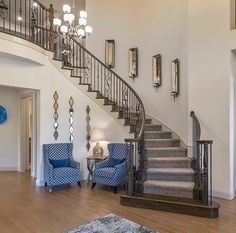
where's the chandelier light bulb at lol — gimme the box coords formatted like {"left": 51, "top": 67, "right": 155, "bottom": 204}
{"left": 32, "top": 2, "right": 38, "bottom": 8}
{"left": 64, "top": 13, "right": 75, "bottom": 23}
{"left": 53, "top": 18, "right": 62, "bottom": 27}
{"left": 63, "top": 4, "right": 71, "bottom": 14}
{"left": 79, "top": 17, "right": 87, "bottom": 26}
{"left": 85, "top": 26, "right": 93, "bottom": 34}
{"left": 60, "top": 25, "right": 68, "bottom": 34}
{"left": 80, "top": 10, "right": 87, "bottom": 19}
{"left": 77, "top": 28, "right": 85, "bottom": 37}
{"left": 17, "top": 16, "right": 23, "bottom": 21}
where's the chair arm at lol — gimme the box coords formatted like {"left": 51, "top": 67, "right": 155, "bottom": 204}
{"left": 114, "top": 161, "right": 127, "bottom": 182}
{"left": 114, "top": 161, "right": 126, "bottom": 171}
{"left": 95, "top": 159, "right": 110, "bottom": 169}
{"left": 70, "top": 159, "right": 80, "bottom": 170}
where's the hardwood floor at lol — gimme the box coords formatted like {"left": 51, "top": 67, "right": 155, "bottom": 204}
{"left": 0, "top": 172, "right": 236, "bottom": 233}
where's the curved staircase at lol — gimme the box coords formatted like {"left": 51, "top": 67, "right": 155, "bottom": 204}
{"left": 0, "top": 0, "right": 219, "bottom": 218}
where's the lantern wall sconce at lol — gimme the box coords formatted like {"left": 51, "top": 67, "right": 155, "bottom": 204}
{"left": 105, "top": 40, "right": 115, "bottom": 68}
{"left": 152, "top": 54, "right": 161, "bottom": 89}
{"left": 171, "top": 58, "right": 180, "bottom": 101}
{"left": 129, "top": 48, "right": 138, "bottom": 78}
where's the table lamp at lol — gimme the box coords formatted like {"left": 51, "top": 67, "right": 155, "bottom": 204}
{"left": 91, "top": 128, "right": 105, "bottom": 157}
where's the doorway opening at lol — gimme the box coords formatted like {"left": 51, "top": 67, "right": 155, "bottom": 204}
{"left": 20, "top": 91, "right": 37, "bottom": 178}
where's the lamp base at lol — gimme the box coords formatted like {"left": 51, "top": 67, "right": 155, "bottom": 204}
{"left": 93, "top": 142, "right": 103, "bottom": 157}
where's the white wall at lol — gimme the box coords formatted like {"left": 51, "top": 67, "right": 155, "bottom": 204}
{"left": 86, "top": 0, "right": 236, "bottom": 199}
{"left": 0, "top": 33, "right": 130, "bottom": 185}
{"left": 86, "top": 0, "right": 189, "bottom": 144}
{"left": 0, "top": 86, "right": 19, "bottom": 170}
{"left": 188, "top": 0, "right": 234, "bottom": 199}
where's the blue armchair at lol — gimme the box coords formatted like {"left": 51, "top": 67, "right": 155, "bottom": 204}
{"left": 43, "top": 143, "right": 81, "bottom": 192}
{"left": 91, "top": 143, "right": 133, "bottom": 193}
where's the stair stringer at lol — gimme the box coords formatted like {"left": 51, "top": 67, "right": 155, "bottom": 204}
{"left": 49, "top": 57, "right": 134, "bottom": 139}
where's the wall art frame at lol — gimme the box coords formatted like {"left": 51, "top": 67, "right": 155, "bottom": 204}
{"left": 69, "top": 97, "right": 74, "bottom": 142}
{"left": 86, "top": 105, "right": 91, "bottom": 151}
{"left": 53, "top": 91, "right": 59, "bottom": 140}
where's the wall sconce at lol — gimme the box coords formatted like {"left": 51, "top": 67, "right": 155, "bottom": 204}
{"left": 152, "top": 54, "right": 161, "bottom": 89}
{"left": 171, "top": 58, "right": 179, "bottom": 101}
{"left": 91, "top": 128, "right": 106, "bottom": 157}
{"left": 129, "top": 48, "right": 138, "bottom": 78}
{"left": 105, "top": 40, "right": 115, "bottom": 68}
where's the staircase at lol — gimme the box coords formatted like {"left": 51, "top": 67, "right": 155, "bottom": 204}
{"left": 143, "top": 120, "right": 194, "bottom": 199}
{"left": 0, "top": 0, "right": 219, "bottom": 219}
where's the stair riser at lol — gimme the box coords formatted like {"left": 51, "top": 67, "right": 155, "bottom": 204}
{"left": 145, "top": 140, "right": 180, "bottom": 148}
{"left": 145, "top": 149, "right": 187, "bottom": 157}
{"left": 145, "top": 161, "right": 192, "bottom": 168}
{"left": 147, "top": 173, "right": 194, "bottom": 182}
{"left": 145, "top": 125, "right": 162, "bottom": 131}
{"left": 143, "top": 186, "right": 193, "bottom": 199}
{"left": 125, "top": 118, "right": 152, "bottom": 126}
{"left": 144, "top": 132, "right": 172, "bottom": 139}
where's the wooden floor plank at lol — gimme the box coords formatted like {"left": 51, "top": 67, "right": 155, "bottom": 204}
{"left": 0, "top": 172, "right": 236, "bottom": 233}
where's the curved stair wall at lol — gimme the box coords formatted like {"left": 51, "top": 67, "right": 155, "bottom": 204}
{"left": 0, "top": 32, "right": 130, "bottom": 183}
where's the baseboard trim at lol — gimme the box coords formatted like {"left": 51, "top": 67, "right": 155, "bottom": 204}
{"left": 36, "top": 179, "right": 45, "bottom": 187}
{"left": 0, "top": 167, "right": 17, "bottom": 171}
{"left": 213, "top": 190, "right": 235, "bottom": 200}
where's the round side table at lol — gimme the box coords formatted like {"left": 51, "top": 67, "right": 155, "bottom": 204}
{"left": 86, "top": 156, "right": 107, "bottom": 182}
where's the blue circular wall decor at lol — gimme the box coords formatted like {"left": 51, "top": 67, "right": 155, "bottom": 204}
{"left": 0, "top": 105, "right": 7, "bottom": 124}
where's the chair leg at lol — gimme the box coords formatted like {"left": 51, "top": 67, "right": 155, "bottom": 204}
{"left": 77, "top": 181, "right": 81, "bottom": 188}
{"left": 113, "top": 186, "right": 117, "bottom": 194}
{"left": 48, "top": 186, "right": 53, "bottom": 193}
{"left": 91, "top": 182, "right": 96, "bottom": 189}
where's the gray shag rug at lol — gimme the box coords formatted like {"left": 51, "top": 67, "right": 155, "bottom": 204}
{"left": 66, "top": 213, "right": 156, "bottom": 233}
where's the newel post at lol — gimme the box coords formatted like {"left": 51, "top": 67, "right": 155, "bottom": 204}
{"left": 126, "top": 140, "right": 134, "bottom": 196}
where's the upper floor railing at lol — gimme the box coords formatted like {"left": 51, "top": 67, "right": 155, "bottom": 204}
{"left": 0, "top": 0, "right": 146, "bottom": 196}
{"left": 0, "top": 0, "right": 54, "bottom": 51}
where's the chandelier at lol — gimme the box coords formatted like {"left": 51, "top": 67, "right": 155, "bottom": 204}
{"left": 53, "top": 2, "right": 93, "bottom": 54}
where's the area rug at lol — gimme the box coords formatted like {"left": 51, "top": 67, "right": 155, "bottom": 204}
{"left": 66, "top": 213, "right": 156, "bottom": 233}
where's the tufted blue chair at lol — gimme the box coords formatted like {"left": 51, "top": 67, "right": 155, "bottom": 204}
{"left": 43, "top": 143, "right": 81, "bottom": 193}
{"left": 91, "top": 143, "right": 133, "bottom": 193}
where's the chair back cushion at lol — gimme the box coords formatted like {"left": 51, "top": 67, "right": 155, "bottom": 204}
{"left": 108, "top": 143, "right": 132, "bottom": 160}
{"left": 108, "top": 158, "right": 125, "bottom": 167}
{"left": 49, "top": 158, "right": 70, "bottom": 168}
{"left": 43, "top": 143, "right": 73, "bottom": 161}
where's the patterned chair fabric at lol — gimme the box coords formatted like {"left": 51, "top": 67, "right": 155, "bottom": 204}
{"left": 43, "top": 143, "right": 80, "bottom": 187}
{"left": 92, "top": 143, "right": 133, "bottom": 187}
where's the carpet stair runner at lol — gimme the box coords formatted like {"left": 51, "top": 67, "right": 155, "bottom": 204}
{"left": 142, "top": 118, "right": 195, "bottom": 199}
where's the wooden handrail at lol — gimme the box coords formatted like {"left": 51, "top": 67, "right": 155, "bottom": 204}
{"left": 69, "top": 36, "right": 146, "bottom": 143}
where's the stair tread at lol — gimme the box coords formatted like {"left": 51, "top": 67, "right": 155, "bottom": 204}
{"left": 145, "top": 139, "right": 179, "bottom": 142}
{"left": 145, "top": 124, "right": 161, "bottom": 127}
{"left": 144, "top": 180, "right": 194, "bottom": 189}
{"left": 145, "top": 131, "right": 171, "bottom": 134}
{"left": 147, "top": 157, "right": 192, "bottom": 161}
{"left": 145, "top": 147, "right": 186, "bottom": 151}
{"left": 147, "top": 168, "right": 194, "bottom": 174}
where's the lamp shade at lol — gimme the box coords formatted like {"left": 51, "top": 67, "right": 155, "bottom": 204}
{"left": 64, "top": 13, "right": 75, "bottom": 23}
{"left": 53, "top": 18, "right": 61, "bottom": 27}
{"left": 85, "top": 26, "right": 93, "bottom": 34}
{"left": 91, "top": 129, "right": 105, "bottom": 141}
{"left": 80, "top": 10, "right": 87, "bottom": 19}
{"left": 63, "top": 4, "right": 71, "bottom": 14}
